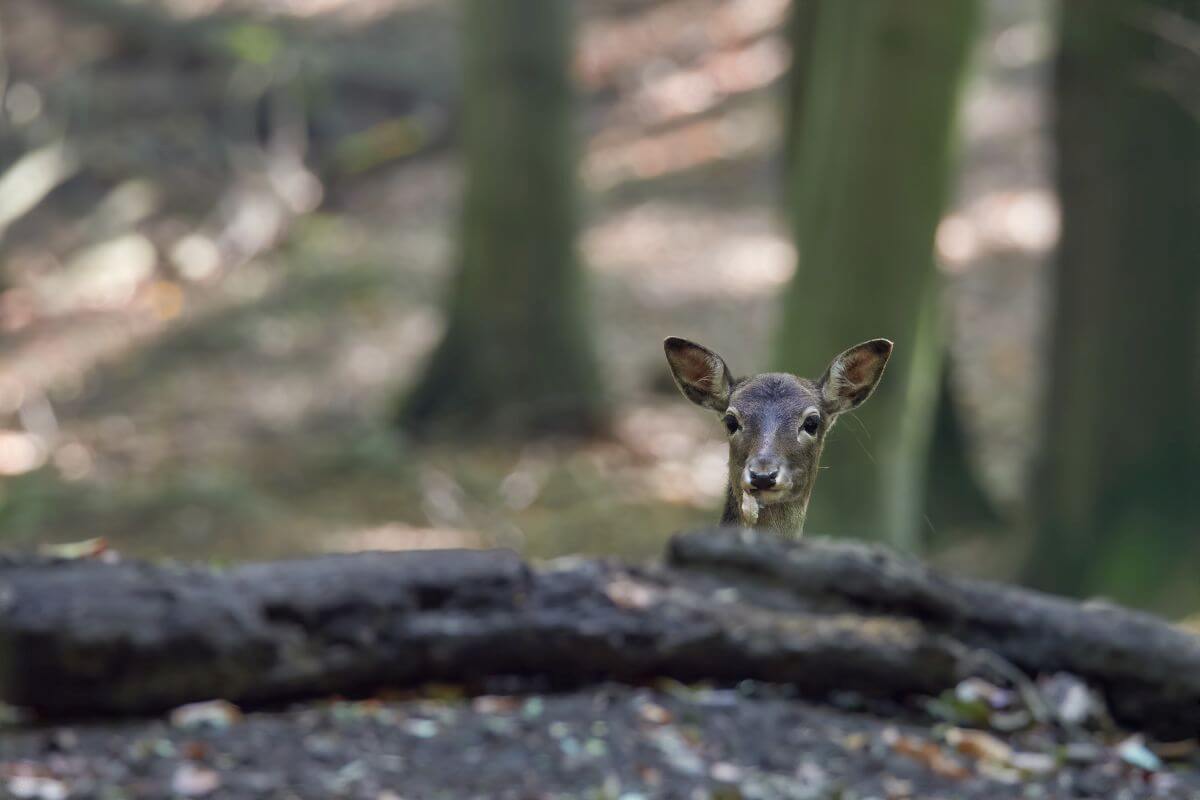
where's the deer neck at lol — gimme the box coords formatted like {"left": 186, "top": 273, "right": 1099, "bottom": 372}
{"left": 722, "top": 487, "right": 809, "bottom": 538}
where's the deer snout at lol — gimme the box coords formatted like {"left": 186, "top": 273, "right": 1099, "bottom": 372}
{"left": 748, "top": 468, "right": 778, "bottom": 490}
{"left": 742, "top": 459, "right": 788, "bottom": 495}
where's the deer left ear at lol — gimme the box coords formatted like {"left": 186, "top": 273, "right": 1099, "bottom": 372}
{"left": 664, "top": 337, "right": 734, "bottom": 411}
{"left": 819, "top": 339, "right": 893, "bottom": 415}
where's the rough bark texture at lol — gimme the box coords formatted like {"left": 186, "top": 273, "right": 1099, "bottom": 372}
{"left": 670, "top": 531, "right": 1200, "bottom": 738}
{"left": 776, "top": 0, "right": 979, "bottom": 549}
{"left": 397, "top": 0, "right": 604, "bottom": 438}
{"left": 3, "top": 531, "right": 1199, "bottom": 738}
{"left": 1025, "top": 0, "right": 1200, "bottom": 612}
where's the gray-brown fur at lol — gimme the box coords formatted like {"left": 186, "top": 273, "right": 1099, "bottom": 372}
{"left": 665, "top": 336, "right": 892, "bottom": 537}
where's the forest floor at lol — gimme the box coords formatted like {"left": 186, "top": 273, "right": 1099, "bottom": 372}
{"left": 0, "top": 0, "right": 1052, "bottom": 572}
{"left": 4, "top": 683, "right": 1199, "bottom": 800}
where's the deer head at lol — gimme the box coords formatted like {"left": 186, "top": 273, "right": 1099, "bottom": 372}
{"left": 664, "top": 336, "right": 892, "bottom": 536}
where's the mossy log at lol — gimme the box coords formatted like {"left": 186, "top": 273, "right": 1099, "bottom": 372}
{"left": 1, "top": 530, "right": 1198, "bottom": 738}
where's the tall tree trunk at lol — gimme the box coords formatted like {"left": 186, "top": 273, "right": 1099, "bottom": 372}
{"left": 782, "top": 1, "right": 822, "bottom": 190}
{"left": 776, "top": 1, "right": 979, "bottom": 549}
{"left": 1024, "top": 0, "right": 1200, "bottom": 612}
{"left": 398, "top": 0, "right": 604, "bottom": 439}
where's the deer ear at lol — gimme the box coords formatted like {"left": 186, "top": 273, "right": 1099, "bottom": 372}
{"left": 664, "top": 337, "right": 734, "bottom": 411}
{"left": 819, "top": 339, "right": 893, "bottom": 415}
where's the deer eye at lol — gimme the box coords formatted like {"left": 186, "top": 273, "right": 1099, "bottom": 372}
{"left": 723, "top": 413, "right": 740, "bottom": 435}
{"left": 801, "top": 415, "right": 820, "bottom": 436}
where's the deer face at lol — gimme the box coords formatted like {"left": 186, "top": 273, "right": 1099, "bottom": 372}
{"left": 664, "top": 337, "right": 892, "bottom": 530}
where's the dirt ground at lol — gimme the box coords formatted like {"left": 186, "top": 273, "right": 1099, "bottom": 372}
{"left": 4, "top": 683, "right": 1198, "bottom": 800}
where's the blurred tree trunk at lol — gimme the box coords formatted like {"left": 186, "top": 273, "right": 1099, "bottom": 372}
{"left": 776, "top": 1, "right": 979, "bottom": 548}
{"left": 1023, "top": 0, "right": 1200, "bottom": 611}
{"left": 397, "top": 0, "right": 604, "bottom": 438}
{"left": 782, "top": 1, "right": 822, "bottom": 188}
{"left": 923, "top": 365, "right": 1001, "bottom": 546}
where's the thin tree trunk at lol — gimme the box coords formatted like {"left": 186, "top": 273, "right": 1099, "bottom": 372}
{"left": 923, "top": 362, "right": 1002, "bottom": 548}
{"left": 1024, "top": 0, "right": 1200, "bottom": 612}
{"left": 398, "top": 0, "right": 604, "bottom": 438}
{"left": 776, "top": 1, "right": 979, "bottom": 548}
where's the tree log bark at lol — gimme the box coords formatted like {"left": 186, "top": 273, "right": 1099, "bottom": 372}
{"left": 2, "top": 531, "right": 1198, "bottom": 738}
{"left": 669, "top": 530, "right": 1200, "bottom": 737}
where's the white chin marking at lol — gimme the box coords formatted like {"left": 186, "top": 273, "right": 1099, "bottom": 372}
{"left": 745, "top": 488, "right": 788, "bottom": 507}
{"left": 740, "top": 493, "right": 760, "bottom": 525}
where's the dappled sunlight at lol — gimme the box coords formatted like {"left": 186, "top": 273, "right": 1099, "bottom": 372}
{"left": 937, "top": 190, "right": 1059, "bottom": 272}
{"left": 585, "top": 105, "right": 777, "bottom": 189}
{"left": 0, "top": 141, "right": 78, "bottom": 239}
{"left": 579, "top": 0, "right": 788, "bottom": 89}
{"left": 585, "top": 203, "right": 792, "bottom": 301}
{"left": 0, "top": 431, "right": 47, "bottom": 477}
{"left": 38, "top": 234, "right": 158, "bottom": 313}
{"left": 611, "top": 404, "right": 728, "bottom": 507}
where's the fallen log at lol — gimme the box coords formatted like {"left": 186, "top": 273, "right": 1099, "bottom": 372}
{"left": 1, "top": 529, "right": 1197, "bottom": 738}
{"left": 669, "top": 529, "right": 1200, "bottom": 737}
{"left": 0, "top": 545, "right": 961, "bottom": 717}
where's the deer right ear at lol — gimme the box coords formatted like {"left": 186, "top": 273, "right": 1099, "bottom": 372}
{"left": 664, "top": 337, "right": 733, "bottom": 411}
{"left": 819, "top": 338, "right": 893, "bottom": 415}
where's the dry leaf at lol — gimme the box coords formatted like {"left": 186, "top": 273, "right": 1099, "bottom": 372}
{"left": 171, "top": 764, "right": 221, "bottom": 797}
{"left": 883, "top": 727, "right": 970, "bottom": 780}
{"left": 170, "top": 699, "right": 242, "bottom": 729}
{"left": 636, "top": 702, "right": 673, "bottom": 725}
{"left": 471, "top": 696, "right": 520, "bottom": 715}
{"left": 944, "top": 727, "right": 1013, "bottom": 764}
{"left": 39, "top": 538, "right": 108, "bottom": 560}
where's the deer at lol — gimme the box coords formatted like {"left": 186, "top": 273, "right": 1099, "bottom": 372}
{"left": 664, "top": 336, "right": 892, "bottom": 537}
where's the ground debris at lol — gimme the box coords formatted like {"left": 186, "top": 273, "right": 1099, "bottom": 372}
{"left": 4, "top": 684, "right": 1196, "bottom": 800}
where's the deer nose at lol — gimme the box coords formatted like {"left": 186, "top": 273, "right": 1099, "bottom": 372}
{"left": 747, "top": 468, "right": 779, "bottom": 490}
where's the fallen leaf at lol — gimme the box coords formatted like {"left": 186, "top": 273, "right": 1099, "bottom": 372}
{"left": 471, "top": 696, "right": 520, "bottom": 715}
{"left": 636, "top": 702, "right": 673, "bottom": 725}
{"left": 944, "top": 727, "right": 1013, "bottom": 764}
{"left": 39, "top": 538, "right": 108, "bottom": 560}
{"left": 1039, "top": 672, "right": 1108, "bottom": 728}
{"left": 1117, "top": 735, "right": 1163, "bottom": 772}
{"left": 171, "top": 764, "right": 221, "bottom": 797}
{"left": 883, "top": 727, "right": 970, "bottom": 780}
{"left": 170, "top": 700, "right": 241, "bottom": 729}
